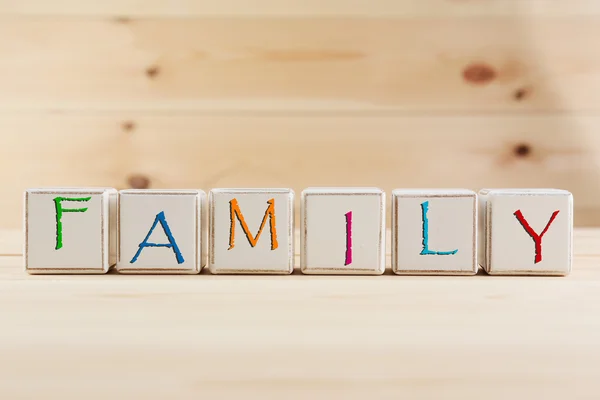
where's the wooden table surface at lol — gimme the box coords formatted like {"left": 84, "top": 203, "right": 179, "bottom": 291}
{"left": 1, "top": 228, "right": 599, "bottom": 399}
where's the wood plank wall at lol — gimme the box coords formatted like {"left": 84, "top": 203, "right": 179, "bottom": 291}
{"left": 0, "top": 0, "right": 598, "bottom": 227}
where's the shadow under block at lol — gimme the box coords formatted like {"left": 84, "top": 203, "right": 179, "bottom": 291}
{"left": 301, "top": 188, "right": 386, "bottom": 275}
{"left": 209, "top": 188, "right": 294, "bottom": 274}
{"left": 479, "top": 189, "right": 573, "bottom": 276}
{"left": 24, "top": 188, "right": 117, "bottom": 274}
{"left": 117, "top": 190, "right": 206, "bottom": 274}
{"left": 391, "top": 189, "right": 477, "bottom": 275}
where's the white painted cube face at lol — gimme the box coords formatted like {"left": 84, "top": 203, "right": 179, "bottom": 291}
{"left": 209, "top": 189, "right": 294, "bottom": 274}
{"left": 24, "top": 188, "right": 117, "bottom": 274}
{"left": 481, "top": 189, "right": 573, "bottom": 276}
{"left": 117, "top": 190, "right": 206, "bottom": 274}
{"left": 301, "top": 188, "right": 385, "bottom": 275}
{"left": 392, "top": 190, "right": 477, "bottom": 275}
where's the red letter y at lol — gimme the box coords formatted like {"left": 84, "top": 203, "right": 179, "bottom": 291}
{"left": 514, "top": 210, "right": 560, "bottom": 264}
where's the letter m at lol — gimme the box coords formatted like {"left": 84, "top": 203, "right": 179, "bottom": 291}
{"left": 228, "top": 198, "right": 278, "bottom": 250}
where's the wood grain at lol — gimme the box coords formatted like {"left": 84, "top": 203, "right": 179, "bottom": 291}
{"left": 0, "top": 17, "right": 599, "bottom": 112}
{"left": 1, "top": 0, "right": 599, "bottom": 16}
{"left": 3, "top": 114, "right": 599, "bottom": 228}
{"left": 0, "top": 228, "right": 598, "bottom": 399}
{"left": 2, "top": 3, "right": 599, "bottom": 229}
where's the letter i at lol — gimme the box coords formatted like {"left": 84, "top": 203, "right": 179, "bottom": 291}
{"left": 345, "top": 211, "right": 352, "bottom": 265}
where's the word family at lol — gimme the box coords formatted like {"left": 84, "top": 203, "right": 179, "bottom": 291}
{"left": 23, "top": 187, "right": 573, "bottom": 276}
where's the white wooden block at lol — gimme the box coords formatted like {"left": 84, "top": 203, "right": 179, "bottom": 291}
{"left": 24, "top": 187, "right": 117, "bottom": 274}
{"left": 301, "top": 187, "right": 385, "bottom": 275}
{"left": 117, "top": 190, "right": 206, "bottom": 274}
{"left": 209, "top": 188, "right": 294, "bottom": 274}
{"left": 479, "top": 189, "right": 573, "bottom": 276}
{"left": 391, "top": 189, "right": 477, "bottom": 275}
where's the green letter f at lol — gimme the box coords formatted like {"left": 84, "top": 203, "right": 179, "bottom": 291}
{"left": 54, "top": 197, "right": 91, "bottom": 250}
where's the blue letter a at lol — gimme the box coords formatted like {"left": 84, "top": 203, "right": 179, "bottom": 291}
{"left": 420, "top": 201, "right": 458, "bottom": 256}
{"left": 130, "top": 211, "right": 185, "bottom": 264}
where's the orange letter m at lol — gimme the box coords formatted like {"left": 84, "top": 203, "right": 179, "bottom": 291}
{"left": 228, "top": 198, "right": 278, "bottom": 250}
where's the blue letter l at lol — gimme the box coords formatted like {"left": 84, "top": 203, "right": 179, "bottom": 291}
{"left": 420, "top": 201, "right": 458, "bottom": 256}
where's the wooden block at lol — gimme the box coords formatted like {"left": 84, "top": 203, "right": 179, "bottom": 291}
{"left": 301, "top": 187, "right": 385, "bottom": 275}
{"left": 24, "top": 187, "right": 116, "bottom": 274}
{"left": 116, "top": 189, "right": 206, "bottom": 274}
{"left": 479, "top": 189, "right": 573, "bottom": 276}
{"left": 208, "top": 188, "right": 294, "bottom": 274}
{"left": 391, "top": 189, "right": 477, "bottom": 275}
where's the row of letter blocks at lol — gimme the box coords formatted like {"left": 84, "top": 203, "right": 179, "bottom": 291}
{"left": 24, "top": 188, "right": 573, "bottom": 276}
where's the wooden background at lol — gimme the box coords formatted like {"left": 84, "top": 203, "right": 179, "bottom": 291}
{"left": 2, "top": 0, "right": 600, "bottom": 228}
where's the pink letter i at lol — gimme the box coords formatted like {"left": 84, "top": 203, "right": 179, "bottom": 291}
{"left": 345, "top": 211, "right": 352, "bottom": 265}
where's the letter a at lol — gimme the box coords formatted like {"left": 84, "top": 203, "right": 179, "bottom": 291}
{"left": 514, "top": 209, "right": 560, "bottom": 264}
{"left": 420, "top": 201, "right": 458, "bottom": 256}
{"left": 130, "top": 211, "right": 184, "bottom": 264}
{"left": 228, "top": 198, "right": 278, "bottom": 250}
{"left": 54, "top": 196, "right": 91, "bottom": 250}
